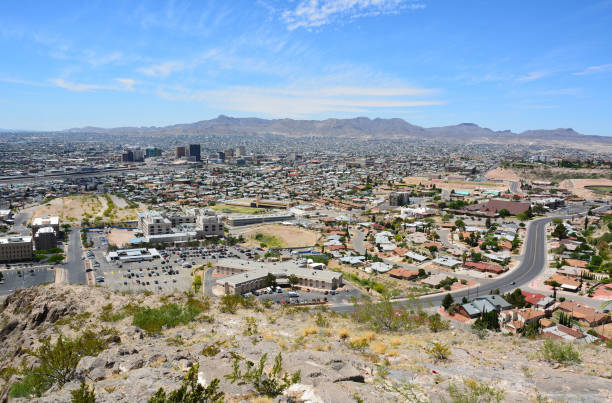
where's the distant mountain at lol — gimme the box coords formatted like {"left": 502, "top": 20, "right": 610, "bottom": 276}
{"left": 64, "top": 115, "right": 612, "bottom": 145}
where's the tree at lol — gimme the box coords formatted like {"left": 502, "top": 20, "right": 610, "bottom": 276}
{"left": 288, "top": 274, "right": 299, "bottom": 289}
{"left": 442, "top": 293, "right": 454, "bottom": 311}
{"left": 264, "top": 273, "right": 277, "bottom": 288}
{"left": 454, "top": 219, "right": 466, "bottom": 230}
{"left": 545, "top": 280, "right": 561, "bottom": 300}
{"left": 498, "top": 209, "right": 510, "bottom": 218}
{"left": 552, "top": 223, "right": 568, "bottom": 240}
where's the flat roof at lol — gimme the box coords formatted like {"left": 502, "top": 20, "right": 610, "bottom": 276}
{"left": 216, "top": 258, "right": 341, "bottom": 286}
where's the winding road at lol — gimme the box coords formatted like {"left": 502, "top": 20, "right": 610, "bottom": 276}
{"left": 334, "top": 217, "right": 552, "bottom": 312}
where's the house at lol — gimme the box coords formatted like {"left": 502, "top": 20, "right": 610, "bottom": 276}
{"left": 499, "top": 308, "right": 546, "bottom": 333}
{"left": 457, "top": 295, "right": 512, "bottom": 319}
{"left": 405, "top": 251, "right": 429, "bottom": 262}
{"left": 433, "top": 256, "right": 462, "bottom": 269}
{"left": 547, "top": 273, "right": 581, "bottom": 292}
{"left": 388, "top": 268, "right": 419, "bottom": 280}
{"left": 421, "top": 273, "right": 449, "bottom": 287}
{"left": 556, "top": 301, "right": 610, "bottom": 327}
{"left": 564, "top": 259, "right": 588, "bottom": 269}
{"left": 463, "top": 261, "right": 506, "bottom": 274}
{"left": 521, "top": 291, "right": 546, "bottom": 306}
{"left": 542, "top": 324, "right": 592, "bottom": 342}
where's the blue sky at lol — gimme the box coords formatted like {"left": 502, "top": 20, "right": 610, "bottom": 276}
{"left": 1, "top": 0, "right": 611, "bottom": 135}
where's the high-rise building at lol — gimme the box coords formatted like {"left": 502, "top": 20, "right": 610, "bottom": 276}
{"left": 132, "top": 149, "right": 145, "bottom": 162}
{"left": 389, "top": 192, "right": 411, "bottom": 207}
{"left": 145, "top": 148, "right": 162, "bottom": 158}
{"left": 175, "top": 146, "right": 186, "bottom": 159}
{"left": 189, "top": 144, "right": 201, "bottom": 162}
{"left": 121, "top": 150, "right": 134, "bottom": 162}
{"left": 236, "top": 146, "right": 246, "bottom": 156}
{"left": 217, "top": 151, "right": 225, "bottom": 162}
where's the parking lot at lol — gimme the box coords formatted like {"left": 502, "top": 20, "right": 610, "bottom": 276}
{"left": 85, "top": 243, "right": 249, "bottom": 294}
{"left": 250, "top": 283, "right": 363, "bottom": 306}
{"left": 0, "top": 267, "right": 56, "bottom": 296}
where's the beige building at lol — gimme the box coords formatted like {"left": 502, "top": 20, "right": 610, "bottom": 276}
{"left": 215, "top": 258, "right": 342, "bottom": 295}
{"left": 138, "top": 211, "right": 172, "bottom": 238}
{"left": 0, "top": 236, "right": 33, "bottom": 262}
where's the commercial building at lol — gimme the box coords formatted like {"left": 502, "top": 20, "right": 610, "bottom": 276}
{"left": 145, "top": 148, "right": 162, "bottom": 158}
{"left": 189, "top": 144, "right": 201, "bottom": 162}
{"left": 32, "top": 216, "right": 60, "bottom": 236}
{"left": 389, "top": 191, "right": 410, "bottom": 207}
{"left": 121, "top": 150, "right": 134, "bottom": 162}
{"left": 215, "top": 258, "right": 343, "bottom": 295}
{"left": 107, "top": 247, "right": 160, "bottom": 263}
{"left": 132, "top": 149, "right": 145, "bottom": 162}
{"left": 227, "top": 213, "right": 294, "bottom": 227}
{"left": 196, "top": 211, "right": 224, "bottom": 237}
{"left": 175, "top": 146, "right": 187, "bottom": 159}
{"left": 138, "top": 211, "right": 172, "bottom": 238}
{"left": 0, "top": 236, "right": 33, "bottom": 262}
{"left": 34, "top": 226, "right": 57, "bottom": 250}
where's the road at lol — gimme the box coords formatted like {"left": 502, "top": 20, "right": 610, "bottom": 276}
{"left": 334, "top": 217, "right": 552, "bottom": 313}
{"left": 65, "top": 228, "right": 87, "bottom": 284}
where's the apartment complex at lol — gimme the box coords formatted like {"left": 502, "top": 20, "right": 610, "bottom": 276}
{"left": 0, "top": 236, "right": 33, "bottom": 262}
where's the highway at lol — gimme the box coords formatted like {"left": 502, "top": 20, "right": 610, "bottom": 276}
{"left": 333, "top": 217, "right": 551, "bottom": 313}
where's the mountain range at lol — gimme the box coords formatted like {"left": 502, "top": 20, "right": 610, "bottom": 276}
{"left": 58, "top": 115, "right": 611, "bottom": 146}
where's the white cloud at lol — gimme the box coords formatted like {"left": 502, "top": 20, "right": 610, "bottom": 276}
{"left": 139, "top": 61, "right": 185, "bottom": 77}
{"left": 281, "top": 0, "right": 425, "bottom": 31}
{"left": 573, "top": 63, "right": 612, "bottom": 75}
{"left": 52, "top": 78, "right": 137, "bottom": 92}
{"left": 114, "top": 78, "right": 137, "bottom": 91}
{"left": 157, "top": 85, "right": 444, "bottom": 116}
{"left": 516, "top": 71, "right": 547, "bottom": 83}
{"left": 52, "top": 78, "right": 110, "bottom": 92}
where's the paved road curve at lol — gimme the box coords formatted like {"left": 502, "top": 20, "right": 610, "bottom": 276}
{"left": 333, "top": 217, "right": 551, "bottom": 313}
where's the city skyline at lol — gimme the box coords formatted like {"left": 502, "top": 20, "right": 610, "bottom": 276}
{"left": 1, "top": 1, "right": 611, "bottom": 136}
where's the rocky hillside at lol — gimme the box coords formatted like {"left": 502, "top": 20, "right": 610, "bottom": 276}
{"left": 0, "top": 284, "right": 611, "bottom": 402}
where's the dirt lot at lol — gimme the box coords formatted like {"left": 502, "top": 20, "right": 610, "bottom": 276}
{"left": 485, "top": 168, "right": 520, "bottom": 182}
{"left": 30, "top": 195, "right": 141, "bottom": 223}
{"left": 237, "top": 224, "right": 320, "bottom": 248}
{"left": 560, "top": 178, "right": 612, "bottom": 200}
{"left": 107, "top": 229, "right": 137, "bottom": 247}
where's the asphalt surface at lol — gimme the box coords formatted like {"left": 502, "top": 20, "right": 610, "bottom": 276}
{"left": 0, "top": 267, "right": 55, "bottom": 296}
{"left": 66, "top": 228, "right": 87, "bottom": 284}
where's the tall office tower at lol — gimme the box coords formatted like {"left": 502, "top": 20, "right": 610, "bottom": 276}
{"left": 146, "top": 147, "right": 162, "bottom": 158}
{"left": 189, "top": 144, "right": 201, "bottom": 161}
{"left": 237, "top": 146, "right": 246, "bottom": 156}
{"left": 122, "top": 150, "right": 134, "bottom": 162}
{"left": 217, "top": 151, "right": 225, "bottom": 162}
{"left": 175, "top": 146, "right": 186, "bottom": 159}
{"left": 132, "top": 149, "right": 145, "bottom": 162}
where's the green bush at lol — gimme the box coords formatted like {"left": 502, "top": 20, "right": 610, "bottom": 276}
{"left": 225, "top": 352, "right": 300, "bottom": 397}
{"left": 71, "top": 381, "right": 95, "bottom": 403}
{"left": 219, "top": 294, "right": 255, "bottom": 314}
{"left": 447, "top": 378, "right": 505, "bottom": 403}
{"left": 47, "top": 254, "right": 65, "bottom": 263}
{"left": 149, "top": 364, "right": 224, "bottom": 403}
{"left": 540, "top": 340, "right": 581, "bottom": 365}
{"left": 10, "top": 329, "right": 116, "bottom": 398}
{"left": 132, "top": 303, "right": 202, "bottom": 334}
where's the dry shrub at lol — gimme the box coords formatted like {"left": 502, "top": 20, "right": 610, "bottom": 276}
{"left": 301, "top": 327, "right": 318, "bottom": 337}
{"left": 389, "top": 336, "right": 403, "bottom": 346}
{"left": 371, "top": 341, "right": 388, "bottom": 355}
{"left": 338, "top": 329, "right": 350, "bottom": 340}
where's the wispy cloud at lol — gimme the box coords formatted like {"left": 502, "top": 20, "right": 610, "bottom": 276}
{"left": 139, "top": 61, "right": 185, "bottom": 77}
{"left": 52, "top": 78, "right": 137, "bottom": 92}
{"left": 573, "top": 63, "right": 612, "bottom": 75}
{"left": 520, "top": 105, "right": 560, "bottom": 109}
{"left": 516, "top": 71, "right": 547, "bottom": 82}
{"left": 157, "top": 84, "right": 444, "bottom": 116}
{"left": 281, "top": 0, "right": 425, "bottom": 31}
